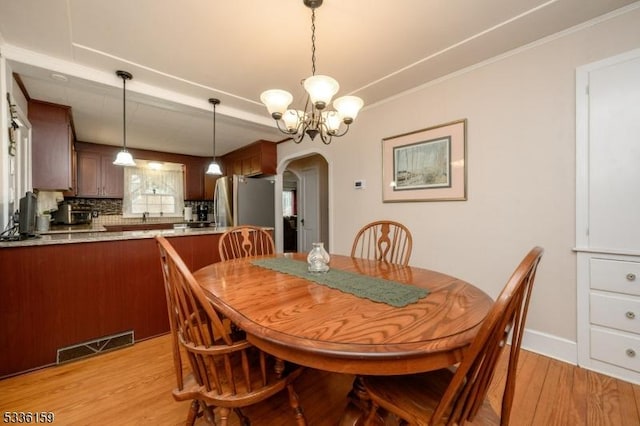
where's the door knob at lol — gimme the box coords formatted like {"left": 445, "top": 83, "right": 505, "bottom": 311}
{"left": 627, "top": 273, "right": 637, "bottom": 281}
{"left": 626, "top": 311, "right": 636, "bottom": 320}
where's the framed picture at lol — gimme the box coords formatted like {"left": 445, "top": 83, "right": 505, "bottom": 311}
{"left": 382, "top": 119, "right": 467, "bottom": 202}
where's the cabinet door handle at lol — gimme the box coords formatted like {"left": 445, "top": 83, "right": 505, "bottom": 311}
{"left": 626, "top": 311, "right": 636, "bottom": 320}
{"left": 626, "top": 349, "right": 636, "bottom": 358}
{"left": 627, "top": 273, "right": 637, "bottom": 281}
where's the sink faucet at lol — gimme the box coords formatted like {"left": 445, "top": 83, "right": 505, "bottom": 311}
{"left": 142, "top": 212, "right": 149, "bottom": 222}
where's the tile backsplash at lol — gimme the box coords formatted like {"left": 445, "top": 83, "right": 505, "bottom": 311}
{"left": 63, "top": 198, "right": 214, "bottom": 225}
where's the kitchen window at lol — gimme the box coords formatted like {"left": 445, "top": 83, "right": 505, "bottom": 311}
{"left": 122, "top": 160, "right": 185, "bottom": 218}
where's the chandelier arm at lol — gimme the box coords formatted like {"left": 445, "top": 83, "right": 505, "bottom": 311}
{"left": 319, "top": 131, "right": 332, "bottom": 145}
{"left": 332, "top": 123, "right": 351, "bottom": 138}
{"left": 295, "top": 118, "right": 312, "bottom": 143}
{"left": 317, "top": 120, "right": 334, "bottom": 145}
{"left": 292, "top": 132, "right": 306, "bottom": 144}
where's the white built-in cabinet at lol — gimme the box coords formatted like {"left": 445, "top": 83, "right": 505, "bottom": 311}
{"left": 576, "top": 48, "right": 640, "bottom": 384}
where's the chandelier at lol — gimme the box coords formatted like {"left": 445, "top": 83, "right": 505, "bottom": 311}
{"left": 260, "top": 0, "right": 364, "bottom": 145}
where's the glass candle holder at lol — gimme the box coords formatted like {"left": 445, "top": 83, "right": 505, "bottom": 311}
{"left": 307, "top": 242, "right": 330, "bottom": 273}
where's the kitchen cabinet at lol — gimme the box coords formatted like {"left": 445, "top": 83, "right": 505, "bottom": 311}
{"left": 76, "top": 146, "right": 123, "bottom": 198}
{"left": 29, "top": 100, "right": 74, "bottom": 191}
{"left": 223, "top": 140, "right": 277, "bottom": 177}
{"left": 182, "top": 157, "right": 209, "bottom": 200}
{"left": 0, "top": 232, "right": 222, "bottom": 378}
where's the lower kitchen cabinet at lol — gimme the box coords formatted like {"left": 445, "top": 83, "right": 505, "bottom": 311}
{"left": 0, "top": 233, "right": 221, "bottom": 378}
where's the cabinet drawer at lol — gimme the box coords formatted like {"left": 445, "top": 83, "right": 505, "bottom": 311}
{"left": 591, "top": 292, "right": 640, "bottom": 334}
{"left": 591, "top": 258, "right": 640, "bottom": 296}
{"left": 591, "top": 328, "right": 640, "bottom": 373}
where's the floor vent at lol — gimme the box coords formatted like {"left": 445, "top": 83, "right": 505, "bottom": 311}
{"left": 56, "top": 330, "right": 134, "bottom": 364}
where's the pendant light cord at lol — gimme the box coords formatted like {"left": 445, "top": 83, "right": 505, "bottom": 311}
{"left": 212, "top": 101, "right": 216, "bottom": 161}
{"left": 122, "top": 75, "right": 127, "bottom": 151}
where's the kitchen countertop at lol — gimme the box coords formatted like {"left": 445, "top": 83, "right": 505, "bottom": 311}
{"left": 0, "top": 225, "right": 235, "bottom": 248}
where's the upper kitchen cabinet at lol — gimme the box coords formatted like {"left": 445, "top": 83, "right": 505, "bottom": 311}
{"left": 76, "top": 143, "right": 123, "bottom": 198}
{"left": 223, "top": 140, "right": 277, "bottom": 177}
{"left": 181, "top": 156, "right": 209, "bottom": 200}
{"left": 29, "top": 100, "right": 74, "bottom": 191}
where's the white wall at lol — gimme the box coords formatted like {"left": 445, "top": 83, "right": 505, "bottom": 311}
{"left": 278, "top": 6, "right": 640, "bottom": 363}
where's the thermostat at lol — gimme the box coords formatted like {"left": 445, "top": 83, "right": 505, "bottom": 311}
{"left": 354, "top": 179, "right": 366, "bottom": 189}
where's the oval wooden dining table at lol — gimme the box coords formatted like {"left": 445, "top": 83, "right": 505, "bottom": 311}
{"left": 193, "top": 252, "right": 493, "bottom": 424}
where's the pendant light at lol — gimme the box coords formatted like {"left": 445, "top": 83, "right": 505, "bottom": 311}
{"left": 113, "top": 70, "right": 136, "bottom": 166}
{"left": 205, "top": 98, "right": 222, "bottom": 175}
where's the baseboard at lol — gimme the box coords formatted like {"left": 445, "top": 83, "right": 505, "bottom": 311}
{"left": 520, "top": 328, "right": 577, "bottom": 365}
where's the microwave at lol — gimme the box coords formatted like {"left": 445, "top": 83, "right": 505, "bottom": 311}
{"left": 54, "top": 203, "right": 93, "bottom": 225}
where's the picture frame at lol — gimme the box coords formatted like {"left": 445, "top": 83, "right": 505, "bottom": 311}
{"left": 382, "top": 119, "right": 467, "bottom": 202}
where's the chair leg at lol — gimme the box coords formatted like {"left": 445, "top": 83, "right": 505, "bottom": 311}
{"left": 219, "top": 407, "right": 231, "bottom": 426}
{"left": 286, "top": 383, "right": 307, "bottom": 426}
{"left": 364, "top": 401, "right": 383, "bottom": 426}
{"left": 200, "top": 401, "right": 216, "bottom": 425}
{"left": 185, "top": 400, "right": 200, "bottom": 426}
{"left": 234, "top": 408, "right": 250, "bottom": 426}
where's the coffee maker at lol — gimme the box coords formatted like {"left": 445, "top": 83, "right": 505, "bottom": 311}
{"left": 196, "top": 204, "right": 208, "bottom": 222}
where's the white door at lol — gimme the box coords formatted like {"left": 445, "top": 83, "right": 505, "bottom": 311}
{"left": 299, "top": 167, "right": 320, "bottom": 252}
{"left": 586, "top": 54, "right": 640, "bottom": 251}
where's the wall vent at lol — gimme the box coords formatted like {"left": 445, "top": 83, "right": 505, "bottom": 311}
{"left": 56, "top": 330, "right": 134, "bottom": 364}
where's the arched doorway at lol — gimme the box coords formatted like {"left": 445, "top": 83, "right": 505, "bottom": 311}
{"left": 276, "top": 153, "right": 329, "bottom": 254}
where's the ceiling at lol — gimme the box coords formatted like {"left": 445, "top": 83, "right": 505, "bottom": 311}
{"left": 0, "top": 0, "right": 637, "bottom": 157}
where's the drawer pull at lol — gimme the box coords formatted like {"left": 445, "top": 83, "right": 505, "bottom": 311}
{"left": 627, "top": 349, "right": 636, "bottom": 358}
{"left": 627, "top": 311, "right": 636, "bottom": 320}
{"left": 627, "top": 273, "right": 637, "bottom": 281}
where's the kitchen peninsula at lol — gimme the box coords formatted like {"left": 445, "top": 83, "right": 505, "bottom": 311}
{"left": 0, "top": 225, "right": 233, "bottom": 378}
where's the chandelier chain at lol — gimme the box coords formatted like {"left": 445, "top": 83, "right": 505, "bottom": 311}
{"left": 311, "top": 8, "right": 316, "bottom": 76}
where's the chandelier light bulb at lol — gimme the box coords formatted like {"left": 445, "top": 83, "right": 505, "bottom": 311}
{"left": 303, "top": 75, "right": 339, "bottom": 109}
{"left": 260, "top": 89, "right": 293, "bottom": 119}
{"left": 333, "top": 95, "right": 364, "bottom": 123}
{"left": 322, "top": 111, "right": 341, "bottom": 133}
{"left": 283, "top": 110, "right": 303, "bottom": 132}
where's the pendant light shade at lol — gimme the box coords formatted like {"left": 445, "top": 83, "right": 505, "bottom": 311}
{"left": 206, "top": 98, "right": 222, "bottom": 176}
{"left": 113, "top": 150, "right": 135, "bottom": 166}
{"left": 113, "top": 70, "right": 136, "bottom": 166}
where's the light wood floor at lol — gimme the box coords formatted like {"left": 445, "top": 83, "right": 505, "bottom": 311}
{"left": 1, "top": 334, "right": 638, "bottom": 425}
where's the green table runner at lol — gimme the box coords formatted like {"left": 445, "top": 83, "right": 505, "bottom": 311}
{"left": 251, "top": 258, "right": 428, "bottom": 307}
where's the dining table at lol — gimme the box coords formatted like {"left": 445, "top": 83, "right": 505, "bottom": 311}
{"left": 193, "top": 252, "right": 493, "bottom": 424}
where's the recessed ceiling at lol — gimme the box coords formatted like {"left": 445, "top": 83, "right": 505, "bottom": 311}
{"left": 0, "top": 0, "right": 637, "bottom": 156}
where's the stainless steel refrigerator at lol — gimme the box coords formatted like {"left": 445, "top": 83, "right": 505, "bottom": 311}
{"left": 213, "top": 175, "right": 275, "bottom": 228}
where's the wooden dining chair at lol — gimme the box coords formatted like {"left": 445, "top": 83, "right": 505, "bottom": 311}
{"left": 156, "top": 236, "right": 306, "bottom": 426}
{"left": 350, "top": 220, "right": 413, "bottom": 266}
{"left": 218, "top": 225, "right": 275, "bottom": 261}
{"left": 362, "top": 246, "right": 544, "bottom": 426}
